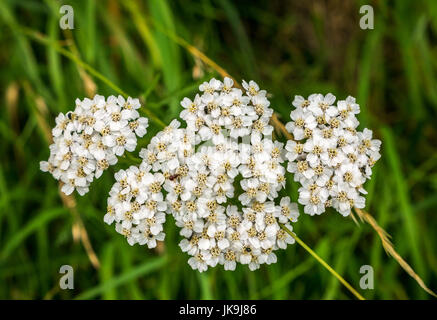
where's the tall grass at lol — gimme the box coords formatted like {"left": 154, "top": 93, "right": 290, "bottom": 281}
{"left": 0, "top": 0, "right": 436, "bottom": 299}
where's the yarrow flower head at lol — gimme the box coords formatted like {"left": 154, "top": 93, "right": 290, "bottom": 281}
{"left": 41, "top": 78, "right": 384, "bottom": 277}
{"left": 40, "top": 95, "right": 148, "bottom": 195}
{"left": 106, "top": 78, "right": 299, "bottom": 272}
{"left": 284, "top": 94, "right": 381, "bottom": 216}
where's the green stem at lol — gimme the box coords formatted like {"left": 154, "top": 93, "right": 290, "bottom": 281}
{"left": 21, "top": 27, "right": 129, "bottom": 97}
{"left": 280, "top": 223, "right": 365, "bottom": 300}
{"left": 20, "top": 27, "right": 167, "bottom": 129}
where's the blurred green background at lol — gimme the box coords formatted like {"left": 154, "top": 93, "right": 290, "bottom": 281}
{"left": 1, "top": 0, "right": 437, "bottom": 299}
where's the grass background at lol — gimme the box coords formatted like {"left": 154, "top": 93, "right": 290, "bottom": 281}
{"left": 0, "top": 0, "right": 437, "bottom": 299}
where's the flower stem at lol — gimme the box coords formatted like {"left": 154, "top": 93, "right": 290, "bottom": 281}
{"left": 280, "top": 223, "right": 365, "bottom": 300}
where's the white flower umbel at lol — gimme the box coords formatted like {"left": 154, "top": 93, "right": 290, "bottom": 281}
{"left": 105, "top": 78, "right": 299, "bottom": 271}
{"left": 158, "top": 78, "right": 298, "bottom": 272}
{"left": 40, "top": 95, "right": 148, "bottom": 195}
{"left": 284, "top": 94, "right": 381, "bottom": 216}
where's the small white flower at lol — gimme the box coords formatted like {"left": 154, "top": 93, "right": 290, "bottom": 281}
{"left": 286, "top": 108, "right": 316, "bottom": 140}
{"left": 276, "top": 197, "right": 299, "bottom": 223}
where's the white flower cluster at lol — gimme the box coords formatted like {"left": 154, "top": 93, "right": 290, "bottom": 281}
{"left": 41, "top": 81, "right": 383, "bottom": 273}
{"left": 105, "top": 163, "right": 166, "bottom": 248}
{"left": 105, "top": 78, "right": 299, "bottom": 272}
{"left": 40, "top": 95, "right": 148, "bottom": 195}
{"left": 285, "top": 94, "right": 381, "bottom": 216}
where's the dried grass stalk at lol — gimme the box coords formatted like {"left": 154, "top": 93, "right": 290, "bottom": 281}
{"left": 354, "top": 207, "right": 436, "bottom": 298}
